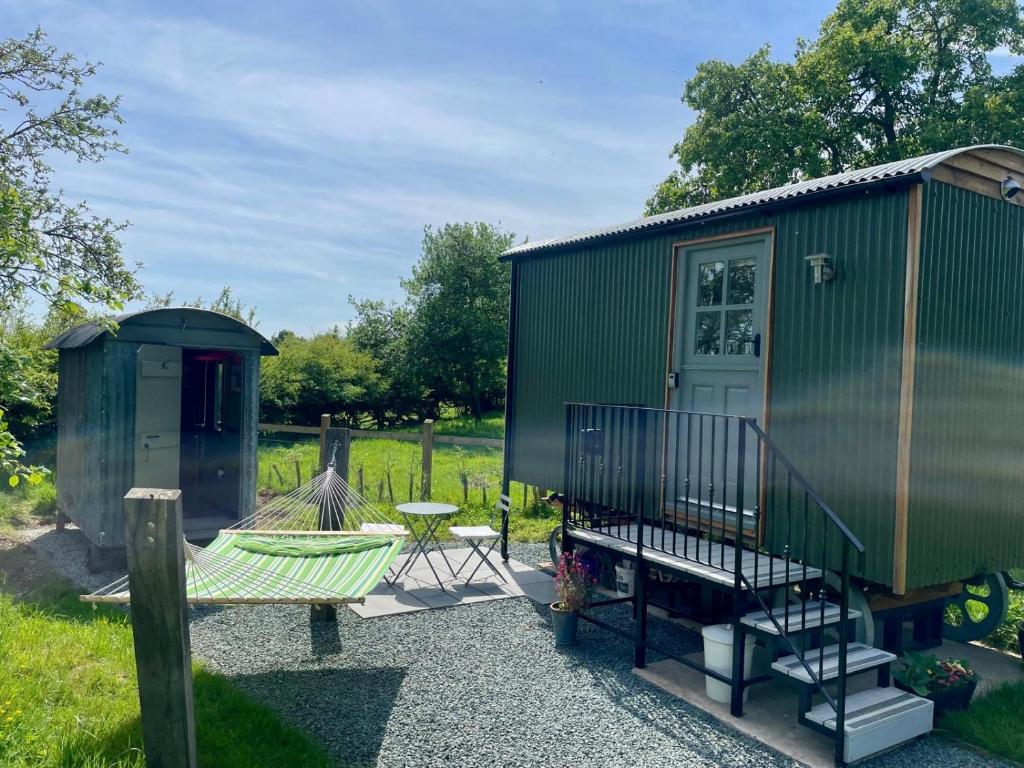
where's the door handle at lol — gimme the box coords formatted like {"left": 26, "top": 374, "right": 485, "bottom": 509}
{"left": 753, "top": 333, "right": 761, "bottom": 358}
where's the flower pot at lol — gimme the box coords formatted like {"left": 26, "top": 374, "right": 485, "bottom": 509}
{"left": 550, "top": 603, "right": 579, "bottom": 646}
{"left": 1017, "top": 621, "right": 1024, "bottom": 661}
{"left": 896, "top": 678, "right": 978, "bottom": 721}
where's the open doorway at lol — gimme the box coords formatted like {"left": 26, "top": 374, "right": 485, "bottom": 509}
{"left": 178, "top": 348, "right": 244, "bottom": 524}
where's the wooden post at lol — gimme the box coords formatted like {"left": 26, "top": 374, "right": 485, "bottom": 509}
{"left": 318, "top": 413, "right": 331, "bottom": 465}
{"left": 312, "top": 426, "right": 351, "bottom": 624}
{"left": 318, "top": 426, "right": 351, "bottom": 481}
{"left": 123, "top": 488, "right": 197, "bottom": 768}
{"left": 421, "top": 419, "right": 434, "bottom": 500}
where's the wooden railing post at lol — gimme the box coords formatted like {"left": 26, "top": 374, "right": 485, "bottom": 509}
{"left": 123, "top": 488, "right": 197, "bottom": 768}
{"left": 421, "top": 419, "right": 434, "bottom": 500}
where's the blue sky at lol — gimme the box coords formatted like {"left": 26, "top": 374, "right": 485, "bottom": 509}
{"left": 3, "top": 1, "right": 864, "bottom": 334}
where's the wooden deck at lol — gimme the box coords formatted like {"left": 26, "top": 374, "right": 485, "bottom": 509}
{"left": 567, "top": 524, "right": 822, "bottom": 589}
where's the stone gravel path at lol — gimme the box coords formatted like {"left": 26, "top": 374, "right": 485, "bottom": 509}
{"left": 189, "top": 543, "right": 1009, "bottom": 768}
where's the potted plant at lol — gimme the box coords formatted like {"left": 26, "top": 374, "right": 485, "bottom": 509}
{"left": 550, "top": 551, "right": 597, "bottom": 646}
{"left": 894, "top": 651, "right": 979, "bottom": 720}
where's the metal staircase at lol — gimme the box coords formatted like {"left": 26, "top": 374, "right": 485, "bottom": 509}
{"left": 561, "top": 403, "right": 933, "bottom": 766}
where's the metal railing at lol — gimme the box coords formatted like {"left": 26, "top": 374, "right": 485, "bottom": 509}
{"left": 562, "top": 403, "right": 866, "bottom": 764}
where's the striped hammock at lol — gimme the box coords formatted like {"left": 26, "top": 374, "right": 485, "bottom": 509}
{"left": 82, "top": 460, "right": 406, "bottom": 606}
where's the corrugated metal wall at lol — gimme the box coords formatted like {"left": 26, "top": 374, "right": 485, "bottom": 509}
{"left": 55, "top": 344, "right": 105, "bottom": 541}
{"left": 765, "top": 192, "right": 909, "bottom": 585}
{"left": 100, "top": 340, "right": 138, "bottom": 547}
{"left": 508, "top": 189, "right": 911, "bottom": 586}
{"left": 508, "top": 235, "right": 673, "bottom": 492}
{"left": 907, "top": 181, "right": 1024, "bottom": 588}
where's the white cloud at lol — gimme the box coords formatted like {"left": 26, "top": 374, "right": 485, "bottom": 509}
{"left": 2, "top": 1, "right": 688, "bottom": 333}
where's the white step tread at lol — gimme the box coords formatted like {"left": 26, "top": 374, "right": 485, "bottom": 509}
{"left": 741, "top": 602, "right": 860, "bottom": 635}
{"left": 772, "top": 643, "right": 895, "bottom": 684}
{"left": 806, "top": 687, "right": 933, "bottom": 764}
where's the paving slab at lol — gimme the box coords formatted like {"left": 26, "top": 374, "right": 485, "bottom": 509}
{"left": 350, "top": 550, "right": 553, "bottom": 618}
{"left": 636, "top": 638, "right": 1024, "bottom": 768}
{"left": 636, "top": 652, "right": 871, "bottom": 768}
{"left": 347, "top": 583, "right": 429, "bottom": 618}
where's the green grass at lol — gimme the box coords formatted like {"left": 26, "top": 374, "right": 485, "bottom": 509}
{"left": 0, "top": 589, "right": 334, "bottom": 767}
{"left": 0, "top": 479, "right": 56, "bottom": 533}
{"left": 986, "top": 583, "right": 1024, "bottom": 654}
{"left": 257, "top": 434, "right": 559, "bottom": 543}
{"left": 406, "top": 410, "right": 505, "bottom": 440}
{"left": 942, "top": 682, "right": 1024, "bottom": 763}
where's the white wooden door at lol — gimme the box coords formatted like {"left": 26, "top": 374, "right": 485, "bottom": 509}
{"left": 670, "top": 236, "right": 769, "bottom": 512}
{"left": 134, "top": 344, "right": 182, "bottom": 490}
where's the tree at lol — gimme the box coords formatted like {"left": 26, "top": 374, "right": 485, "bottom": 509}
{"left": 259, "top": 331, "right": 382, "bottom": 427}
{"left": 647, "top": 0, "right": 1024, "bottom": 213}
{"left": 347, "top": 298, "right": 421, "bottom": 425}
{"left": 0, "top": 28, "right": 137, "bottom": 485}
{"left": 401, "top": 223, "right": 514, "bottom": 420}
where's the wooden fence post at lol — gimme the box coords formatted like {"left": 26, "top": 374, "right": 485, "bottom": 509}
{"left": 421, "top": 419, "right": 434, "bottom": 500}
{"left": 318, "top": 413, "right": 331, "bottom": 463}
{"left": 123, "top": 488, "right": 197, "bottom": 768}
{"left": 313, "top": 427, "right": 351, "bottom": 623}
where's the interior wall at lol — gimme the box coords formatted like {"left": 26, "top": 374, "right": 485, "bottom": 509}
{"left": 178, "top": 348, "right": 243, "bottom": 519}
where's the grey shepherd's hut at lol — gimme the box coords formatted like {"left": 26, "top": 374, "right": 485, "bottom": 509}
{"left": 47, "top": 308, "right": 277, "bottom": 568}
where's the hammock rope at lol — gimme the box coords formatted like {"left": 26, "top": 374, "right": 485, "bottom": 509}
{"left": 81, "top": 460, "right": 407, "bottom": 606}
{"left": 229, "top": 464, "right": 403, "bottom": 533}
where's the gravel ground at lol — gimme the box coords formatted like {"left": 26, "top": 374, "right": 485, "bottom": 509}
{"left": 189, "top": 543, "right": 1010, "bottom": 768}
{"left": 11, "top": 523, "right": 124, "bottom": 592}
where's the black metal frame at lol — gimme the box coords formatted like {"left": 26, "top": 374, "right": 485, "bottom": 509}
{"left": 561, "top": 403, "right": 867, "bottom": 766}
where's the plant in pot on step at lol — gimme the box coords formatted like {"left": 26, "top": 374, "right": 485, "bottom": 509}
{"left": 893, "top": 651, "right": 979, "bottom": 720}
{"left": 550, "top": 551, "right": 597, "bottom": 646}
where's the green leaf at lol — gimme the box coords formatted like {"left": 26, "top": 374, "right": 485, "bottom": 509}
{"left": 8, "top": 474, "right": 19, "bottom": 488}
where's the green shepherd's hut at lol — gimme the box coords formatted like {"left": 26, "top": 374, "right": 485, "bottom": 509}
{"left": 47, "top": 308, "right": 277, "bottom": 569}
{"left": 501, "top": 144, "right": 1024, "bottom": 762}
{"left": 504, "top": 144, "right": 1024, "bottom": 602}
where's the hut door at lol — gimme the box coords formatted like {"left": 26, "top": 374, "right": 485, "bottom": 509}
{"left": 670, "top": 236, "right": 769, "bottom": 514}
{"left": 134, "top": 344, "right": 182, "bottom": 490}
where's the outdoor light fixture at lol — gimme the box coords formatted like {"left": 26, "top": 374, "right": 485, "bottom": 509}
{"left": 805, "top": 253, "right": 836, "bottom": 284}
{"left": 1001, "top": 176, "right": 1021, "bottom": 201}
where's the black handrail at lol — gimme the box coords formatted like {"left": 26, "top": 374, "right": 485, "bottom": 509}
{"left": 744, "top": 418, "right": 865, "bottom": 554}
{"left": 562, "top": 402, "right": 863, "bottom": 766}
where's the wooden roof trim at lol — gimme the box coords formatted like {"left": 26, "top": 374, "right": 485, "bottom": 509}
{"left": 932, "top": 148, "right": 1024, "bottom": 207}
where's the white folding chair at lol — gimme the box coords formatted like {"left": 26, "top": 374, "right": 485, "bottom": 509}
{"left": 449, "top": 494, "right": 509, "bottom": 585}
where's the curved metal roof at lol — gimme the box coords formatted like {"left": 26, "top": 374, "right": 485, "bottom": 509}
{"left": 503, "top": 144, "right": 1024, "bottom": 258}
{"left": 45, "top": 307, "right": 278, "bottom": 355}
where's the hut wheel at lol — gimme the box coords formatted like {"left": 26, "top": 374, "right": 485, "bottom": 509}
{"left": 547, "top": 524, "right": 563, "bottom": 565}
{"left": 942, "top": 572, "right": 1009, "bottom": 643}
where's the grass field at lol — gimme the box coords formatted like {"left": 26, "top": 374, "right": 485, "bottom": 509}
{"left": 257, "top": 410, "right": 562, "bottom": 542}
{"left": 0, "top": 587, "right": 333, "bottom": 768}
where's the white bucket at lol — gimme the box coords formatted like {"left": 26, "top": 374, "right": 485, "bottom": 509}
{"left": 701, "top": 623, "right": 754, "bottom": 704}
{"left": 614, "top": 563, "right": 634, "bottom": 598}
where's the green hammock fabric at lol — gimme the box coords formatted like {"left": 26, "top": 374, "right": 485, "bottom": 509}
{"left": 231, "top": 535, "right": 396, "bottom": 557}
{"left": 191, "top": 532, "right": 404, "bottom": 602}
